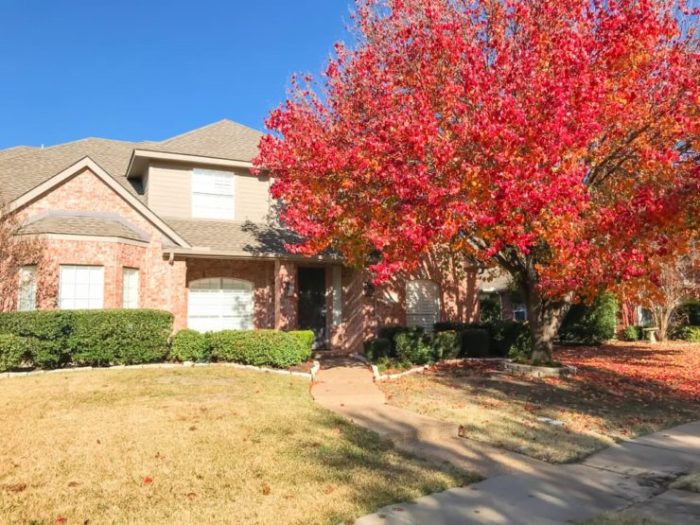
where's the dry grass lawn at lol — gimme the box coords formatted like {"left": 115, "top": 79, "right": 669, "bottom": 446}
{"left": 0, "top": 367, "right": 472, "bottom": 524}
{"left": 380, "top": 342, "right": 700, "bottom": 463}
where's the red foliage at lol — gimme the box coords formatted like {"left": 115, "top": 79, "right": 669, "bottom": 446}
{"left": 256, "top": 0, "right": 699, "bottom": 301}
{"left": 555, "top": 343, "right": 700, "bottom": 402}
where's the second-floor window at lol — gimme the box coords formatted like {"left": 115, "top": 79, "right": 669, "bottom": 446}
{"left": 192, "top": 168, "right": 234, "bottom": 219}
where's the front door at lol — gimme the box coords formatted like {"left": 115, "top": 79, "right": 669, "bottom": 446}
{"left": 298, "top": 267, "right": 327, "bottom": 349}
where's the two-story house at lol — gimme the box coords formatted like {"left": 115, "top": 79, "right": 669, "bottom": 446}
{"left": 0, "top": 120, "right": 481, "bottom": 352}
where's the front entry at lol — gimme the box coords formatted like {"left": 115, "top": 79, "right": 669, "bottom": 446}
{"left": 298, "top": 267, "right": 327, "bottom": 349}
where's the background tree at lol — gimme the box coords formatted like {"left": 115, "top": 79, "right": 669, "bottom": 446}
{"left": 0, "top": 203, "right": 44, "bottom": 311}
{"left": 616, "top": 246, "right": 700, "bottom": 340}
{"left": 256, "top": 0, "right": 700, "bottom": 363}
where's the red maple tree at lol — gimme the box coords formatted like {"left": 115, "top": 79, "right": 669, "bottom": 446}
{"left": 256, "top": 0, "right": 700, "bottom": 363}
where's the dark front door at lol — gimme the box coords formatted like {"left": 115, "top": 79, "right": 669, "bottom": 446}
{"left": 298, "top": 267, "right": 327, "bottom": 349}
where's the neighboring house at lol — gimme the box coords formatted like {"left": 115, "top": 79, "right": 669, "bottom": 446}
{"left": 0, "top": 120, "right": 482, "bottom": 352}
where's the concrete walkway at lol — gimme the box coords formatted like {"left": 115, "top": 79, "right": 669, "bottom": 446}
{"left": 311, "top": 359, "right": 700, "bottom": 524}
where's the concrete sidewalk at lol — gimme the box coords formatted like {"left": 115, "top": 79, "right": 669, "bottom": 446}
{"left": 311, "top": 360, "right": 700, "bottom": 525}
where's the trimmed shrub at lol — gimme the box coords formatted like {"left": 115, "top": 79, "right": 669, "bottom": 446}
{"left": 678, "top": 325, "right": 700, "bottom": 343}
{"left": 508, "top": 330, "right": 535, "bottom": 363}
{"left": 210, "top": 330, "right": 306, "bottom": 368}
{"left": 558, "top": 293, "right": 618, "bottom": 345}
{"left": 171, "top": 329, "right": 211, "bottom": 362}
{"left": 68, "top": 310, "right": 172, "bottom": 366}
{"left": 0, "top": 311, "right": 73, "bottom": 367}
{"left": 378, "top": 325, "right": 424, "bottom": 352}
{"left": 288, "top": 330, "right": 315, "bottom": 361}
{"left": 620, "top": 325, "right": 640, "bottom": 341}
{"left": 364, "top": 338, "right": 392, "bottom": 361}
{"left": 486, "top": 321, "right": 529, "bottom": 357}
{"left": 432, "top": 331, "right": 461, "bottom": 360}
{"left": 460, "top": 328, "right": 491, "bottom": 357}
{"left": 0, "top": 334, "right": 30, "bottom": 372}
{"left": 0, "top": 309, "right": 172, "bottom": 368}
{"left": 394, "top": 331, "right": 434, "bottom": 365}
{"left": 433, "top": 321, "right": 470, "bottom": 333}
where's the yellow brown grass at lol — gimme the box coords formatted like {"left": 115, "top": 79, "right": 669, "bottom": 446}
{"left": 0, "top": 367, "right": 471, "bottom": 524}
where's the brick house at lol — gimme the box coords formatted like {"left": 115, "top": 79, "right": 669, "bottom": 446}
{"left": 1, "top": 120, "right": 486, "bottom": 353}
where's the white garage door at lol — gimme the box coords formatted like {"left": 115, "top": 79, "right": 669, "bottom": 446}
{"left": 188, "top": 278, "right": 254, "bottom": 332}
{"left": 406, "top": 280, "right": 440, "bottom": 331}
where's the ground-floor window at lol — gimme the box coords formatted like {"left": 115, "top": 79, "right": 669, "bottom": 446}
{"left": 59, "top": 265, "right": 104, "bottom": 309}
{"left": 122, "top": 268, "right": 140, "bottom": 308}
{"left": 188, "top": 277, "right": 254, "bottom": 332}
{"left": 406, "top": 279, "right": 440, "bottom": 331}
{"left": 512, "top": 303, "right": 528, "bottom": 322}
{"left": 18, "top": 265, "right": 37, "bottom": 311}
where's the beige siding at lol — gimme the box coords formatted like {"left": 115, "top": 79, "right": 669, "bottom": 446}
{"left": 235, "top": 173, "right": 271, "bottom": 222}
{"left": 147, "top": 164, "right": 192, "bottom": 218}
{"left": 146, "top": 163, "right": 271, "bottom": 222}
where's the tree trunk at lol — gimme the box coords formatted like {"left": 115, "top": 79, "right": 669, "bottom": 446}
{"left": 522, "top": 277, "right": 571, "bottom": 365}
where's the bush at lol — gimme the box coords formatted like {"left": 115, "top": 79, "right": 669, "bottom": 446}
{"left": 479, "top": 295, "right": 502, "bottom": 323}
{"left": 433, "top": 321, "right": 470, "bottom": 333}
{"left": 432, "top": 331, "right": 461, "bottom": 360}
{"left": 558, "top": 293, "right": 618, "bottom": 345}
{"left": 394, "top": 331, "right": 434, "bottom": 365}
{"left": 0, "top": 334, "right": 30, "bottom": 372}
{"left": 0, "top": 309, "right": 172, "bottom": 368}
{"left": 364, "top": 338, "right": 392, "bottom": 361}
{"left": 508, "top": 330, "right": 535, "bottom": 363}
{"left": 171, "top": 329, "right": 211, "bottom": 362}
{"left": 620, "top": 325, "right": 640, "bottom": 341}
{"left": 678, "top": 325, "right": 700, "bottom": 343}
{"left": 378, "top": 325, "right": 424, "bottom": 352}
{"left": 210, "top": 330, "right": 306, "bottom": 368}
{"left": 68, "top": 310, "right": 172, "bottom": 366}
{"left": 288, "top": 330, "right": 315, "bottom": 361}
{"left": 487, "top": 320, "right": 530, "bottom": 357}
{"left": 0, "top": 311, "right": 73, "bottom": 367}
{"left": 460, "top": 328, "right": 491, "bottom": 357}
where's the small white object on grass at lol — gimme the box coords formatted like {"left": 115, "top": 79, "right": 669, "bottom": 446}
{"left": 537, "top": 417, "right": 565, "bottom": 427}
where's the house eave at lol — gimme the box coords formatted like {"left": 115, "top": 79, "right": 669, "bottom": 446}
{"left": 127, "top": 149, "right": 254, "bottom": 178}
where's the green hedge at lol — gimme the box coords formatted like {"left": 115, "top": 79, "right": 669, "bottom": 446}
{"left": 171, "top": 329, "right": 211, "bottom": 362}
{"left": 558, "top": 293, "right": 618, "bottom": 345}
{"left": 620, "top": 325, "right": 640, "bottom": 341}
{"left": 394, "top": 331, "right": 434, "bottom": 365}
{"left": 364, "top": 338, "right": 392, "bottom": 361}
{"left": 209, "top": 330, "right": 307, "bottom": 368}
{"left": 288, "top": 330, "right": 315, "bottom": 362}
{"left": 0, "top": 334, "right": 31, "bottom": 372}
{"left": 432, "top": 331, "right": 461, "bottom": 360}
{"left": 678, "top": 325, "right": 700, "bottom": 343}
{"left": 460, "top": 328, "right": 491, "bottom": 357}
{"left": 0, "top": 310, "right": 172, "bottom": 368}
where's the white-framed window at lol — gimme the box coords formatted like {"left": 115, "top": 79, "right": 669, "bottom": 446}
{"left": 406, "top": 280, "right": 441, "bottom": 331}
{"left": 18, "top": 265, "right": 37, "bottom": 311}
{"left": 59, "top": 265, "right": 104, "bottom": 310}
{"left": 192, "top": 168, "right": 235, "bottom": 219}
{"left": 188, "top": 277, "right": 253, "bottom": 332}
{"left": 513, "top": 303, "right": 528, "bottom": 322}
{"left": 122, "top": 268, "right": 140, "bottom": 308}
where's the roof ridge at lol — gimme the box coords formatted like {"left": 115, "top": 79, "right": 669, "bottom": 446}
{"left": 159, "top": 119, "right": 233, "bottom": 143}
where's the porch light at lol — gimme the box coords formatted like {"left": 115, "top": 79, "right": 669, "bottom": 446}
{"left": 283, "top": 280, "right": 295, "bottom": 297}
{"left": 363, "top": 281, "right": 375, "bottom": 297}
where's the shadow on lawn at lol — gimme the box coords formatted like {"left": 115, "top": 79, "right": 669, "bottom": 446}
{"left": 385, "top": 345, "right": 700, "bottom": 464}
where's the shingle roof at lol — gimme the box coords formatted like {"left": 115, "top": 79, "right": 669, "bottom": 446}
{"left": 0, "top": 120, "right": 271, "bottom": 254}
{"left": 18, "top": 215, "right": 148, "bottom": 242}
{"left": 163, "top": 218, "right": 300, "bottom": 256}
{"left": 0, "top": 119, "right": 263, "bottom": 205}
{"left": 154, "top": 120, "right": 263, "bottom": 161}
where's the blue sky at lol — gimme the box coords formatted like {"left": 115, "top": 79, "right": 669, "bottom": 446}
{"left": 0, "top": 1, "right": 354, "bottom": 149}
